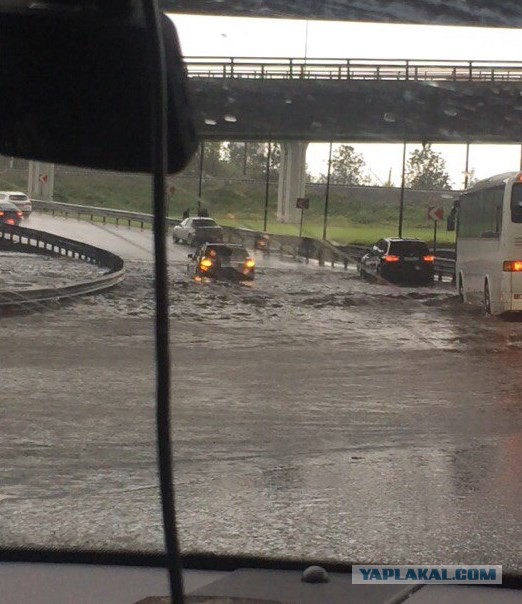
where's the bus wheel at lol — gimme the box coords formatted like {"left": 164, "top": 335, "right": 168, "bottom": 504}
{"left": 458, "top": 275, "right": 464, "bottom": 302}
{"left": 484, "top": 281, "right": 492, "bottom": 315}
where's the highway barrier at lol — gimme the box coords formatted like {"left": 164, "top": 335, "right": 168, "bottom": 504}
{"left": 31, "top": 198, "right": 456, "bottom": 279}
{"left": 0, "top": 223, "right": 125, "bottom": 307}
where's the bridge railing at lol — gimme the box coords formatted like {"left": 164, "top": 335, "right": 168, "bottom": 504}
{"left": 184, "top": 56, "right": 522, "bottom": 82}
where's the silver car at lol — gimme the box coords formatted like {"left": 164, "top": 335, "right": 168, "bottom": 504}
{"left": 172, "top": 217, "right": 224, "bottom": 246}
{"left": 0, "top": 191, "right": 32, "bottom": 218}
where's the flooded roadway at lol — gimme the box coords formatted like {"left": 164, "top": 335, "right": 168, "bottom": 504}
{"left": 1, "top": 215, "right": 522, "bottom": 572}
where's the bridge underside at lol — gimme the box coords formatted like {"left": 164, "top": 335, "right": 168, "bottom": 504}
{"left": 162, "top": 0, "right": 521, "bottom": 28}
{"left": 189, "top": 79, "right": 522, "bottom": 143}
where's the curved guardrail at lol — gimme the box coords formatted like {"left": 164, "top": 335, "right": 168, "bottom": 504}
{"left": 0, "top": 224, "right": 125, "bottom": 307}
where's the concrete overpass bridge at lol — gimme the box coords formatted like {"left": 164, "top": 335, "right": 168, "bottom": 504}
{"left": 185, "top": 56, "right": 522, "bottom": 142}
{"left": 27, "top": 56, "right": 522, "bottom": 226}
{"left": 181, "top": 56, "right": 522, "bottom": 222}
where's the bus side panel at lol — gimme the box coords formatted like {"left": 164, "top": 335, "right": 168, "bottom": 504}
{"left": 457, "top": 238, "right": 500, "bottom": 305}
{"left": 507, "top": 272, "right": 522, "bottom": 311}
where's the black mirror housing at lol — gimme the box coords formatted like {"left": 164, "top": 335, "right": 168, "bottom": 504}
{"left": 0, "top": 8, "right": 197, "bottom": 173}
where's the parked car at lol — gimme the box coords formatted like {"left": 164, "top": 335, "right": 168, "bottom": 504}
{"left": 0, "top": 191, "right": 32, "bottom": 218}
{"left": 359, "top": 237, "right": 435, "bottom": 285}
{"left": 188, "top": 243, "right": 256, "bottom": 281}
{"left": 172, "top": 217, "right": 223, "bottom": 246}
{"left": 0, "top": 200, "right": 23, "bottom": 226}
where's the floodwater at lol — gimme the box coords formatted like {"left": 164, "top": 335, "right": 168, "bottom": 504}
{"left": 0, "top": 251, "right": 104, "bottom": 290}
{"left": 1, "top": 243, "right": 522, "bottom": 572}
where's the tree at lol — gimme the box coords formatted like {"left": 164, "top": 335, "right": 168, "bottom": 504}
{"left": 227, "top": 142, "right": 280, "bottom": 180}
{"left": 405, "top": 144, "right": 451, "bottom": 190}
{"left": 326, "top": 144, "right": 371, "bottom": 186}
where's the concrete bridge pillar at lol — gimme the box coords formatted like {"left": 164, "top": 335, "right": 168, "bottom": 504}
{"left": 28, "top": 161, "right": 55, "bottom": 200}
{"left": 277, "top": 141, "right": 308, "bottom": 223}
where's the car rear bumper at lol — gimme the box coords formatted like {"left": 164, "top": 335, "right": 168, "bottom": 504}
{"left": 381, "top": 264, "right": 434, "bottom": 283}
{"left": 197, "top": 267, "right": 254, "bottom": 281}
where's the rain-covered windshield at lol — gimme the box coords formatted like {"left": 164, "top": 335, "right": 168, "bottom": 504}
{"left": 3, "top": 1, "right": 522, "bottom": 580}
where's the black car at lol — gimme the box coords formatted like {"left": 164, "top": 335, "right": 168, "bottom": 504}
{"left": 359, "top": 238, "right": 435, "bottom": 285}
{"left": 188, "top": 243, "right": 256, "bottom": 281}
{"left": 0, "top": 200, "right": 23, "bottom": 226}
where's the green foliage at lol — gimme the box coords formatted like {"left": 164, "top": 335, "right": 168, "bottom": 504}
{"left": 406, "top": 144, "right": 451, "bottom": 190}
{"left": 325, "top": 145, "right": 371, "bottom": 186}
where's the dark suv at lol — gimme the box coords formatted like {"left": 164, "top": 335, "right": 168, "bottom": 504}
{"left": 359, "top": 238, "right": 435, "bottom": 285}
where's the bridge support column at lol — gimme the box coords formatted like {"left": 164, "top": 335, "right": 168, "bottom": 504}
{"left": 28, "top": 161, "right": 55, "bottom": 200}
{"left": 277, "top": 141, "right": 308, "bottom": 223}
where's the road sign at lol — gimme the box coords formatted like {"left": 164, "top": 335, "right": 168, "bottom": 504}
{"left": 428, "top": 206, "right": 444, "bottom": 221}
{"left": 39, "top": 174, "right": 48, "bottom": 184}
{"left": 296, "top": 197, "right": 309, "bottom": 210}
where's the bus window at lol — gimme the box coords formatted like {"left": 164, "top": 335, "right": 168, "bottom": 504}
{"left": 511, "top": 183, "right": 522, "bottom": 223}
{"left": 459, "top": 186, "right": 503, "bottom": 238}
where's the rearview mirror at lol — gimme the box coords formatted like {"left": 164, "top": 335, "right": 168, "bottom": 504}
{"left": 0, "top": 6, "right": 197, "bottom": 173}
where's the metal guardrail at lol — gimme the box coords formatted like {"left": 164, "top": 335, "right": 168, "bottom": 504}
{"left": 31, "top": 199, "right": 181, "bottom": 229}
{"left": 31, "top": 199, "right": 457, "bottom": 278}
{"left": 184, "top": 56, "right": 522, "bottom": 83}
{"left": 0, "top": 224, "right": 125, "bottom": 306}
{"left": 434, "top": 257, "right": 456, "bottom": 283}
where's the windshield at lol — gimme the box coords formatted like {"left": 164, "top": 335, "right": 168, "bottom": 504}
{"left": 0, "top": 201, "right": 18, "bottom": 211}
{"left": 3, "top": 1, "right": 522, "bottom": 584}
{"left": 193, "top": 218, "right": 217, "bottom": 226}
{"left": 389, "top": 241, "right": 430, "bottom": 256}
{"left": 8, "top": 194, "right": 28, "bottom": 201}
{"left": 207, "top": 245, "right": 247, "bottom": 260}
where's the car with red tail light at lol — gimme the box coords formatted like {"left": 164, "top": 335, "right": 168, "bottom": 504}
{"left": 359, "top": 238, "right": 435, "bottom": 285}
{"left": 0, "top": 200, "right": 23, "bottom": 226}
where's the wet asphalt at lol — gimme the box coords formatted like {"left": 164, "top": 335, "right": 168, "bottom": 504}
{"left": 1, "top": 215, "right": 521, "bottom": 572}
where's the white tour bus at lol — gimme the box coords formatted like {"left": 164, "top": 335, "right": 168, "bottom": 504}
{"left": 448, "top": 171, "right": 522, "bottom": 315}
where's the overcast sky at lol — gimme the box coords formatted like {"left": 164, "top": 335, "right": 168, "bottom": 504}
{"left": 170, "top": 14, "right": 522, "bottom": 187}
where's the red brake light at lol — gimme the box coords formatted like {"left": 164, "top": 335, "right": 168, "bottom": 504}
{"left": 0, "top": 211, "right": 4, "bottom": 217}
{"left": 503, "top": 260, "right": 522, "bottom": 272}
{"left": 384, "top": 255, "right": 400, "bottom": 262}
{"left": 423, "top": 255, "right": 435, "bottom": 262}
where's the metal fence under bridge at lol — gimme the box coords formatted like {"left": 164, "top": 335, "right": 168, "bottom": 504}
{"left": 184, "top": 57, "right": 522, "bottom": 83}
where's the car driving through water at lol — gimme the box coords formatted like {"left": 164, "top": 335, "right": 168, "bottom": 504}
{"left": 0, "top": 191, "right": 32, "bottom": 218}
{"left": 188, "top": 242, "right": 256, "bottom": 281}
{"left": 0, "top": 200, "right": 23, "bottom": 226}
{"left": 359, "top": 237, "right": 435, "bottom": 285}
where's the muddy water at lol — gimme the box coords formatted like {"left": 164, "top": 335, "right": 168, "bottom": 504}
{"left": 1, "top": 261, "right": 522, "bottom": 571}
{"left": 0, "top": 252, "right": 104, "bottom": 290}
